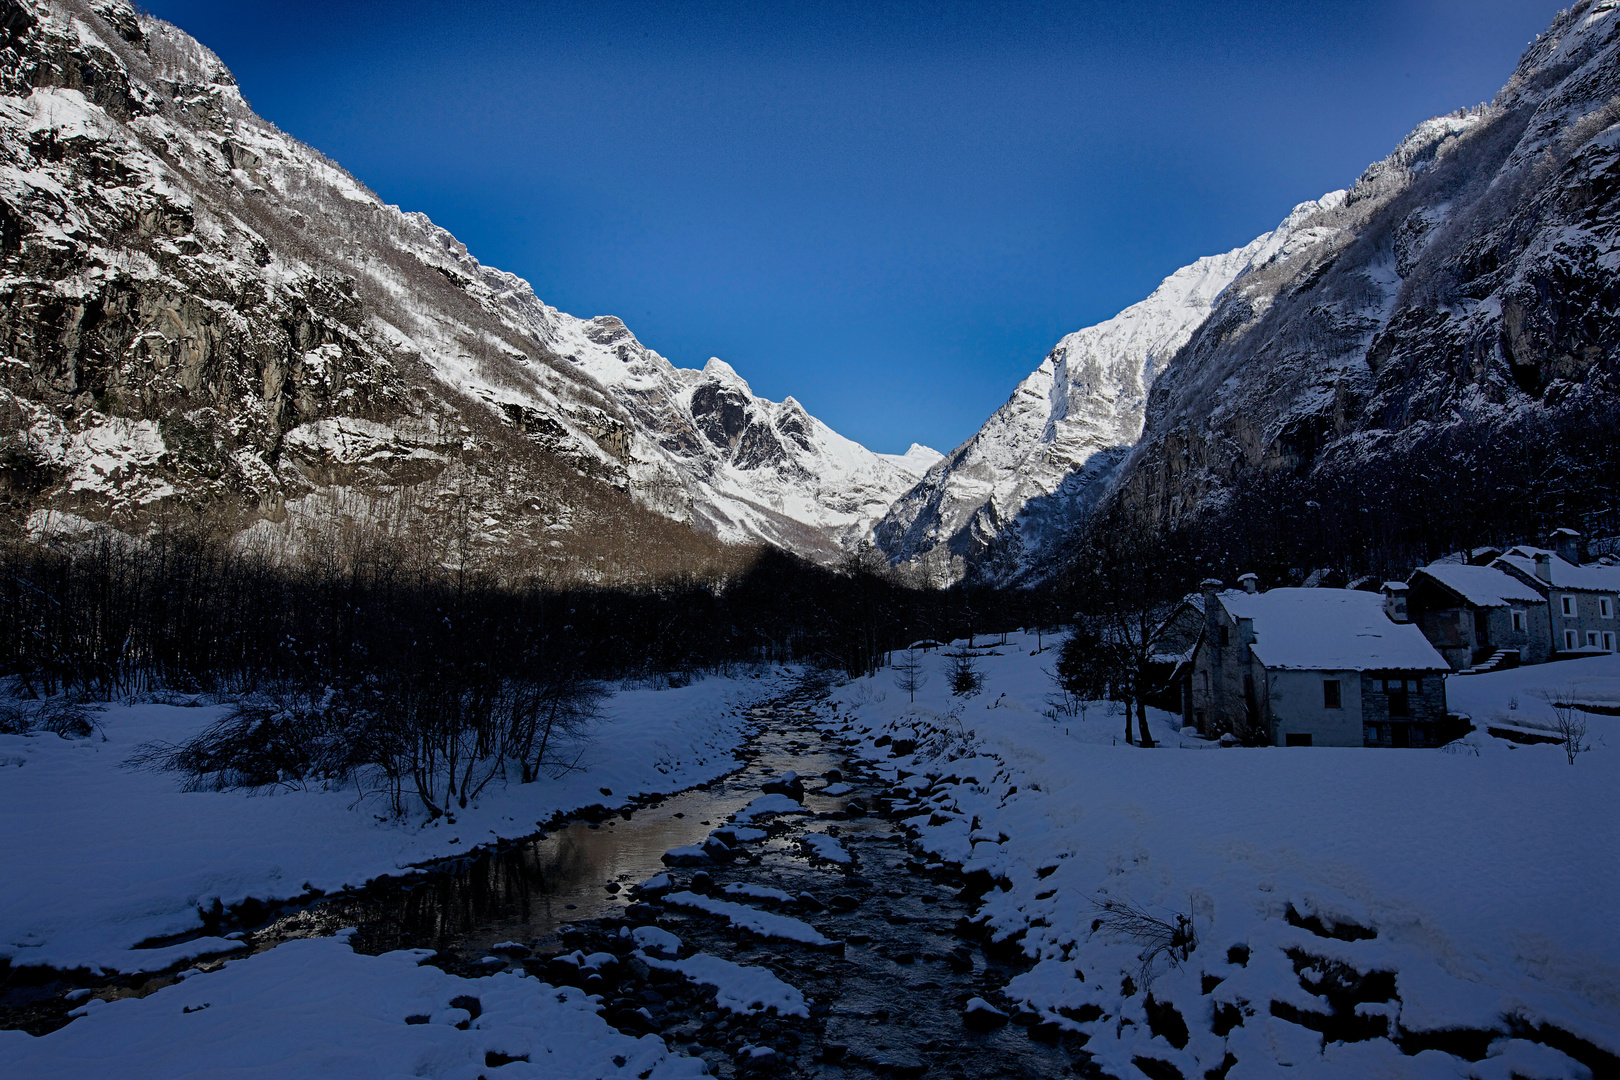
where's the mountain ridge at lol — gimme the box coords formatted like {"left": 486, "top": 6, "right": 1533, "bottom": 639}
{"left": 0, "top": 0, "right": 925, "bottom": 576}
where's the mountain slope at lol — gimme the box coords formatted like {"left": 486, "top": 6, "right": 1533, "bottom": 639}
{"left": 1110, "top": 0, "right": 1620, "bottom": 563}
{"left": 871, "top": 193, "right": 1345, "bottom": 584}
{"left": 0, "top": 0, "right": 921, "bottom": 574}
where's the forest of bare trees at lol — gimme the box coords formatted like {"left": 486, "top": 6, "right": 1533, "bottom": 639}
{"left": 0, "top": 508, "right": 1062, "bottom": 811}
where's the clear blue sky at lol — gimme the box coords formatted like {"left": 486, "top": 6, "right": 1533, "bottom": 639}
{"left": 144, "top": 0, "right": 1563, "bottom": 455}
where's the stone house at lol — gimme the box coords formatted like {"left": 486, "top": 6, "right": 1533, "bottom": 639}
{"left": 1405, "top": 562, "right": 1551, "bottom": 670}
{"left": 1493, "top": 545, "right": 1620, "bottom": 656}
{"left": 1188, "top": 579, "right": 1451, "bottom": 748}
{"left": 1142, "top": 593, "right": 1207, "bottom": 719}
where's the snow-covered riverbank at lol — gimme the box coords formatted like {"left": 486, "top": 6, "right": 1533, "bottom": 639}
{"left": 1, "top": 933, "right": 706, "bottom": 1080}
{"left": 0, "top": 676, "right": 767, "bottom": 975}
{"left": 828, "top": 634, "right": 1620, "bottom": 1078}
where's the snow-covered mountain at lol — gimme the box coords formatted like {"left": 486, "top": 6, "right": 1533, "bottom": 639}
{"left": 550, "top": 321, "right": 941, "bottom": 556}
{"left": 874, "top": 0, "right": 1620, "bottom": 584}
{"left": 870, "top": 194, "right": 1347, "bottom": 583}
{"left": 0, "top": 0, "right": 928, "bottom": 574}
{"left": 1110, "top": 0, "right": 1620, "bottom": 553}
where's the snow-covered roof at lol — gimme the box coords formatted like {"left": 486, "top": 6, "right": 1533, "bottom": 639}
{"left": 1414, "top": 564, "right": 1544, "bottom": 607}
{"left": 1498, "top": 549, "right": 1620, "bottom": 593}
{"left": 1217, "top": 588, "right": 1448, "bottom": 673}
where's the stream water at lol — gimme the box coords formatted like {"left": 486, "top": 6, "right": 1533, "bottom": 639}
{"left": 3, "top": 679, "right": 1097, "bottom": 1078}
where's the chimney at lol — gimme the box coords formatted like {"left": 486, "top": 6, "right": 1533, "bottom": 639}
{"left": 1238, "top": 572, "right": 1259, "bottom": 594}
{"left": 1201, "top": 576, "right": 1223, "bottom": 623}
{"left": 1382, "top": 581, "right": 1409, "bottom": 623}
{"left": 1551, "top": 528, "right": 1581, "bottom": 565}
{"left": 1535, "top": 552, "right": 1553, "bottom": 583}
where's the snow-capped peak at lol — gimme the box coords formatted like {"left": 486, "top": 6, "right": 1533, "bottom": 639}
{"left": 701, "top": 356, "right": 752, "bottom": 393}
{"left": 870, "top": 192, "right": 1347, "bottom": 583}
{"left": 879, "top": 443, "right": 945, "bottom": 479}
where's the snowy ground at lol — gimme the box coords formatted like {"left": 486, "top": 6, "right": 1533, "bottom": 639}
{"left": 7, "top": 641, "right": 1619, "bottom": 1079}
{"left": 0, "top": 676, "right": 766, "bottom": 975}
{"left": 0, "top": 932, "right": 705, "bottom": 1080}
{"left": 827, "top": 635, "right": 1620, "bottom": 1079}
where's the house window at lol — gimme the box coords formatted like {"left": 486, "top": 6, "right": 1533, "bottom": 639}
{"left": 1512, "top": 610, "right": 1525, "bottom": 633}
{"left": 1385, "top": 678, "right": 1411, "bottom": 717}
{"left": 1588, "top": 631, "right": 1601, "bottom": 648}
{"left": 1604, "top": 598, "right": 1614, "bottom": 618}
{"left": 1562, "top": 595, "right": 1575, "bottom": 616}
{"left": 1323, "top": 679, "right": 1341, "bottom": 708}
{"left": 1565, "top": 629, "right": 1577, "bottom": 650}
{"left": 1473, "top": 609, "right": 1489, "bottom": 645}
{"left": 1285, "top": 733, "right": 1313, "bottom": 747}
{"left": 1363, "top": 724, "right": 1379, "bottom": 746}
{"left": 1218, "top": 625, "right": 1230, "bottom": 647}
{"left": 1606, "top": 632, "right": 1615, "bottom": 652}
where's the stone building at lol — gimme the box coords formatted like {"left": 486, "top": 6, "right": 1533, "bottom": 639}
{"left": 1494, "top": 545, "right": 1620, "bottom": 656}
{"left": 1188, "top": 579, "right": 1451, "bottom": 748}
{"left": 1405, "top": 563, "right": 1551, "bottom": 670}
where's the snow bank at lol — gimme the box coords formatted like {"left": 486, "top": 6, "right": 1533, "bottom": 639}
{"left": 0, "top": 676, "right": 763, "bottom": 972}
{"left": 0, "top": 935, "right": 704, "bottom": 1079}
{"left": 830, "top": 632, "right": 1620, "bottom": 1075}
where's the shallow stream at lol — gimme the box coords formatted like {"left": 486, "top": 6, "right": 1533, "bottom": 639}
{"left": 3, "top": 679, "right": 1094, "bottom": 1078}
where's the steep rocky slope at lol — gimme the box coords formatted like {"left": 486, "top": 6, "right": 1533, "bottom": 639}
{"left": 871, "top": 194, "right": 1345, "bottom": 584}
{"left": 0, "top": 0, "right": 924, "bottom": 575}
{"left": 1112, "top": 0, "right": 1620, "bottom": 557}
{"left": 876, "top": 0, "right": 1620, "bottom": 583}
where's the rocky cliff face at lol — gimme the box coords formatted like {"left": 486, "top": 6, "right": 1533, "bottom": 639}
{"left": 0, "top": 0, "right": 925, "bottom": 576}
{"left": 875, "top": 0, "right": 1620, "bottom": 582}
{"left": 870, "top": 193, "right": 1345, "bottom": 585}
{"left": 1112, "top": 0, "right": 1620, "bottom": 550}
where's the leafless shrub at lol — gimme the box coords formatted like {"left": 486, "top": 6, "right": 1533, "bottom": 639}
{"left": 130, "top": 685, "right": 359, "bottom": 792}
{"left": 0, "top": 694, "right": 99, "bottom": 739}
{"left": 1089, "top": 895, "right": 1198, "bottom": 984}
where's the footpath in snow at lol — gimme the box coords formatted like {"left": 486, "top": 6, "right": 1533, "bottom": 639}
{"left": 826, "top": 634, "right": 1620, "bottom": 1079}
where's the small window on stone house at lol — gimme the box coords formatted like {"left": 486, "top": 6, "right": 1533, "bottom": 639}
{"left": 1218, "top": 625, "right": 1230, "bottom": 647}
{"left": 1562, "top": 595, "right": 1575, "bottom": 616}
{"left": 1386, "top": 679, "right": 1411, "bottom": 717}
{"left": 1512, "top": 610, "right": 1525, "bottom": 633}
{"left": 1323, "top": 679, "right": 1341, "bottom": 709}
{"left": 1603, "top": 597, "right": 1614, "bottom": 618}
{"left": 1566, "top": 629, "right": 1578, "bottom": 650}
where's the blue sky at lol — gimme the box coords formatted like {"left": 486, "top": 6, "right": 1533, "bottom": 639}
{"left": 145, "top": 1, "right": 1563, "bottom": 455}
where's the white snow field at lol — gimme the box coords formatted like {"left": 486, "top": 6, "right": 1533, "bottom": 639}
{"left": 829, "top": 635, "right": 1620, "bottom": 1078}
{"left": 0, "top": 677, "right": 763, "bottom": 975}
{"left": 0, "top": 932, "right": 705, "bottom": 1080}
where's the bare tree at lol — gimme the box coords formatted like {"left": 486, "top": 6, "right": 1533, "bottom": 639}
{"left": 894, "top": 647, "right": 927, "bottom": 703}
{"left": 1541, "top": 690, "right": 1590, "bottom": 764}
{"left": 1064, "top": 519, "right": 1192, "bottom": 748}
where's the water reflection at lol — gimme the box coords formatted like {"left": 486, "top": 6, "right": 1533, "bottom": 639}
{"left": 260, "top": 720, "right": 848, "bottom": 960}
